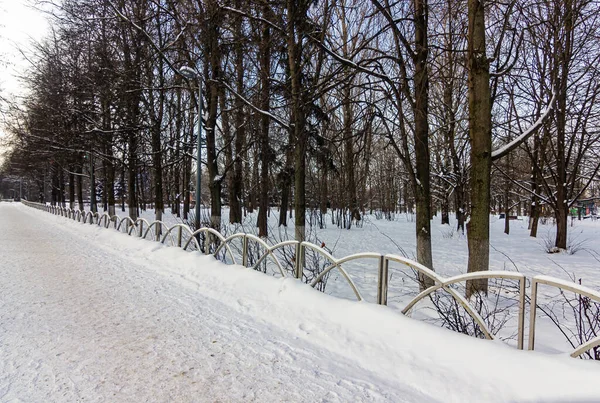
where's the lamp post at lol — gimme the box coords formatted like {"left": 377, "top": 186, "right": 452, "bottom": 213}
{"left": 180, "top": 66, "right": 203, "bottom": 231}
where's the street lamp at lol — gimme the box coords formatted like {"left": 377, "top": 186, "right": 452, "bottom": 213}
{"left": 180, "top": 66, "right": 203, "bottom": 231}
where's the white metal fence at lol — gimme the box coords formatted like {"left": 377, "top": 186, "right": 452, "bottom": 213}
{"left": 21, "top": 200, "right": 600, "bottom": 359}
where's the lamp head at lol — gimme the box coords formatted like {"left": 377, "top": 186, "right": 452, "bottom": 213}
{"left": 180, "top": 66, "right": 198, "bottom": 79}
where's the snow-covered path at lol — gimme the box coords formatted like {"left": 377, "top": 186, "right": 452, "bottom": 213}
{"left": 0, "top": 204, "right": 414, "bottom": 402}
{"left": 1, "top": 203, "right": 600, "bottom": 402}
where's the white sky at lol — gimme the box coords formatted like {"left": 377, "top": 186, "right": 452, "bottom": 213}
{"left": 0, "top": 0, "right": 49, "bottom": 95}
{"left": 0, "top": 0, "right": 50, "bottom": 164}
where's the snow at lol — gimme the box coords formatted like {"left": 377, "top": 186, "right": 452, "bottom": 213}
{"left": 491, "top": 91, "right": 556, "bottom": 160}
{"left": 2, "top": 203, "right": 600, "bottom": 401}
{"left": 95, "top": 205, "right": 600, "bottom": 353}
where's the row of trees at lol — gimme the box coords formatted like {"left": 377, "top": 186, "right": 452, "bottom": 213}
{"left": 2, "top": 0, "right": 600, "bottom": 295}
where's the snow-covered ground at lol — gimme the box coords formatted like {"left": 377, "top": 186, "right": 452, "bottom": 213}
{"left": 123, "top": 205, "right": 600, "bottom": 354}
{"left": 2, "top": 202, "right": 600, "bottom": 402}
{"left": 128, "top": 204, "right": 600, "bottom": 289}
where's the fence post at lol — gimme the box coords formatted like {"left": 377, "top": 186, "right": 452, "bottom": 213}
{"left": 383, "top": 257, "right": 389, "bottom": 305}
{"left": 139, "top": 221, "right": 143, "bottom": 237}
{"left": 204, "top": 232, "right": 210, "bottom": 255}
{"left": 377, "top": 256, "right": 389, "bottom": 305}
{"left": 517, "top": 277, "right": 526, "bottom": 350}
{"left": 528, "top": 279, "right": 539, "bottom": 351}
{"left": 295, "top": 242, "right": 304, "bottom": 280}
{"left": 377, "top": 255, "right": 385, "bottom": 304}
{"left": 177, "top": 226, "right": 182, "bottom": 248}
{"left": 242, "top": 235, "right": 248, "bottom": 267}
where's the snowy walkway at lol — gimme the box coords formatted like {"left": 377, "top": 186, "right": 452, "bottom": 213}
{"left": 1, "top": 203, "right": 600, "bottom": 402}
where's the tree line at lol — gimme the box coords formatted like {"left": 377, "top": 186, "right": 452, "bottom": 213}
{"left": 2, "top": 0, "right": 599, "bottom": 295}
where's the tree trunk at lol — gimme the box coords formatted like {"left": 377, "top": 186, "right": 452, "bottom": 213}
{"left": 230, "top": 2, "right": 245, "bottom": 224}
{"left": 102, "top": 165, "right": 108, "bottom": 211}
{"left": 340, "top": 13, "right": 360, "bottom": 226}
{"left": 466, "top": 0, "right": 491, "bottom": 298}
{"left": 59, "top": 168, "right": 66, "bottom": 207}
{"left": 149, "top": 56, "right": 165, "bottom": 223}
{"left": 556, "top": 205, "right": 568, "bottom": 249}
{"left": 279, "top": 167, "right": 291, "bottom": 227}
{"left": 77, "top": 163, "right": 84, "bottom": 211}
{"left": 553, "top": 0, "right": 572, "bottom": 250}
{"left": 127, "top": 133, "right": 137, "bottom": 220}
{"left": 286, "top": 0, "right": 308, "bottom": 243}
{"left": 69, "top": 169, "right": 75, "bottom": 209}
{"left": 257, "top": 5, "right": 272, "bottom": 237}
{"left": 504, "top": 188, "right": 510, "bottom": 235}
{"left": 90, "top": 153, "right": 97, "bottom": 213}
{"left": 221, "top": 89, "right": 234, "bottom": 223}
{"left": 204, "top": 0, "right": 223, "bottom": 231}
{"left": 50, "top": 164, "right": 57, "bottom": 206}
{"left": 106, "top": 160, "right": 115, "bottom": 216}
{"left": 173, "top": 86, "right": 182, "bottom": 217}
{"left": 441, "top": 195, "right": 449, "bottom": 225}
{"left": 455, "top": 189, "right": 465, "bottom": 233}
{"left": 120, "top": 162, "right": 125, "bottom": 212}
{"left": 529, "top": 129, "right": 541, "bottom": 237}
{"left": 183, "top": 107, "right": 192, "bottom": 220}
{"left": 530, "top": 202, "right": 540, "bottom": 238}
{"left": 413, "top": 0, "right": 434, "bottom": 289}
{"left": 138, "top": 166, "right": 145, "bottom": 212}
{"left": 152, "top": 120, "right": 164, "bottom": 223}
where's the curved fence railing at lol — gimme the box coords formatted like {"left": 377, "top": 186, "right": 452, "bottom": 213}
{"left": 529, "top": 275, "right": 600, "bottom": 359}
{"left": 20, "top": 200, "right": 600, "bottom": 359}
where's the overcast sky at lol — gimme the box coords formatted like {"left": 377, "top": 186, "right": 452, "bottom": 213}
{"left": 0, "top": 0, "right": 49, "bottom": 95}
{"left": 0, "top": 0, "right": 50, "bottom": 164}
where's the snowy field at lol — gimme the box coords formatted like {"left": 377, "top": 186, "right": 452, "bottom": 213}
{"left": 127, "top": 204, "right": 600, "bottom": 289}
{"left": 2, "top": 202, "right": 600, "bottom": 402}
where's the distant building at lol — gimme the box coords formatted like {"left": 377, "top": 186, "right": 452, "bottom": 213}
{"left": 573, "top": 198, "right": 599, "bottom": 218}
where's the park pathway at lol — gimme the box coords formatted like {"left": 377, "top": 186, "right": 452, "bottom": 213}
{"left": 0, "top": 203, "right": 419, "bottom": 402}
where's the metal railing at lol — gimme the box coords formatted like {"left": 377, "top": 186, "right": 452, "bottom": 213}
{"left": 20, "top": 200, "right": 600, "bottom": 358}
{"left": 529, "top": 275, "right": 600, "bottom": 358}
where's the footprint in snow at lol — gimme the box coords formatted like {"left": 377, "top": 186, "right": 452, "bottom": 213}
{"left": 299, "top": 323, "right": 313, "bottom": 335}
